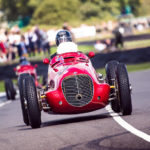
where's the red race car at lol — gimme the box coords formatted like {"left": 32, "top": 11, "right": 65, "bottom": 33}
{"left": 19, "top": 51, "right": 132, "bottom": 128}
{"left": 16, "top": 58, "right": 40, "bottom": 87}
{"left": 5, "top": 57, "right": 41, "bottom": 100}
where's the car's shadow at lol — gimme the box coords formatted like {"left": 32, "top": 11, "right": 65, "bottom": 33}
{"left": 41, "top": 112, "right": 111, "bottom": 128}
{"left": 18, "top": 112, "right": 113, "bottom": 130}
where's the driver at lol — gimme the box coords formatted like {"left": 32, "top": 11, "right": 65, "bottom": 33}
{"left": 56, "top": 30, "right": 78, "bottom": 54}
{"left": 19, "top": 57, "right": 30, "bottom": 66}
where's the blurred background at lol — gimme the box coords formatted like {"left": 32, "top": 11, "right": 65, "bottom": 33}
{"left": 0, "top": 0, "right": 150, "bottom": 91}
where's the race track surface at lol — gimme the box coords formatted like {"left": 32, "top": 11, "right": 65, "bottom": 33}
{"left": 0, "top": 69, "right": 150, "bottom": 150}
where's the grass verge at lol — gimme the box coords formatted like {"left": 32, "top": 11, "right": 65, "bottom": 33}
{"left": 124, "top": 39, "right": 150, "bottom": 50}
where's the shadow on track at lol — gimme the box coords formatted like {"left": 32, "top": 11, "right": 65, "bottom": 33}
{"left": 42, "top": 113, "right": 110, "bottom": 127}
{"left": 18, "top": 112, "right": 111, "bottom": 130}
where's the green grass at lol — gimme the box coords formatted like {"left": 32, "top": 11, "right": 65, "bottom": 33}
{"left": 124, "top": 39, "right": 150, "bottom": 50}
{"left": 0, "top": 62, "right": 150, "bottom": 92}
{"left": 126, "top": 62, "right": 150, "bottom": 72}
{"left": 0, "top": 82, "right": 5, "bottom": 92}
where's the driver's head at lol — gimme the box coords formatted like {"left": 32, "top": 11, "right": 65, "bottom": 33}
{"left": 19, "top": 57, "right": 29, "bottom": 65}
{"left": 56, "top": 30, "right": 72, "bottom": 46}
{"left": 20, "top": 57, "right": 26, "bottom": 63}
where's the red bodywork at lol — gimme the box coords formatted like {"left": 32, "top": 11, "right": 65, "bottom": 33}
{"left": 15, "top": 64, "right": 39, "bottom": 87}
{"left": 45, "top": 52, "right": 110, "bottom": 114}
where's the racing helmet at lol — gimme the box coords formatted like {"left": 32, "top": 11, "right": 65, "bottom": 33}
{"left": 19, "top": 57, "right": 29, "bottom": 65}
{"left": 56, "top": 30, "right": 72, "bottom": 46}
{"left": 20, "top": 57, "right": 27, "bottom": 63}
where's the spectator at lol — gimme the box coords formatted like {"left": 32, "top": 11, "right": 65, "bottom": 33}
{"left": 104, "top": 39, "right": 115, "bottom": 52}
{"left": 20, "top": 35, "right": 28, "bottom": 57}
{"left": 0, "top": 41, "right": 7, "bottom": 63}
{"left": 33, "top": 26, "right": 42, "bottom": 53}
{"left": 113, "top": 27, "right": 124, "bottom": 49}
{"left": 11, "top": 26, "right": 22, "bottom": 57}
{"left": 41, "top": 29, "right": 51, "bottom": 55}
{"left": 28, "top": 29, "right": 37, "bottom": 56}
{"left": 94, "top": 40, "right": 107, "bottom": 53}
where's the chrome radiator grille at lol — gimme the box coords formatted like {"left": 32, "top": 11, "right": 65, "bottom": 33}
{"left": 62, "top": 75, "right": 93, "bottom": 107}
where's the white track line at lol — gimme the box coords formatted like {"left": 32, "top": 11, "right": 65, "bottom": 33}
{"left": 0, "top": 101, "right": 11, "bottom": 108}
{"left": 106, "top": 105, "right": 150, "bottom": 142}
{"left": 0, "top": 92, "right": 5, "bottom": 97}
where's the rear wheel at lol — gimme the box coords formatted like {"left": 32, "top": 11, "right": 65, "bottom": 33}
{"left": 18, "top": 73, "right": 30, "bottom": 125}
{"left": 105, "top": 60, "right": 120, "bottom": 112}
{"left": 4, "top": 79, "right": 16, "bottom": 100}
{"left": 116, "top": 63, "right": 132, "bottom": 115}
{"left": 24, "top": 75, "right": 41, "bottom": 128}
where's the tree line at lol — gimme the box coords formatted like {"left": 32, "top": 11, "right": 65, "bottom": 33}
{"left": 0, "top": 0, "right": 149, "bottom": 27}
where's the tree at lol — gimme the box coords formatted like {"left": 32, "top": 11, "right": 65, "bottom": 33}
{"left": 0, "top": 0, "right": 148, "bottom": 26}
{"left": 79, "top": 0, "right": 120, "bottom": 21}
{"left": 133, "top": 0, "right": 150, "bottom": 16}
{"left": 0, "top": 0, "right": 34, "bottom": 21}
{"left": 79, "top": 2, "right": 100, "bottom": 20}
{"left": 31, "top": 0, "right": 80, "bottom": 25}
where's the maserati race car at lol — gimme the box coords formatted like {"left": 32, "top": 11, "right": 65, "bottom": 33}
{"left": 19, "top": 51, "right": 132, "bottom": 128}
{"left": 4, "top": 57, "right": 40, "bottom": 100}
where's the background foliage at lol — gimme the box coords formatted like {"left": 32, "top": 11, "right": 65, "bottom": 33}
{"left": 0, "top": 0, "right": 149, "bottom": 27}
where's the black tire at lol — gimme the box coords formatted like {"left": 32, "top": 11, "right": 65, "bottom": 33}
{"left": 116, "top": 63, "right": 132, "bottom": 115}
{"left": 105, "top": 60, "right": 120, "bottom": 112}
{"left": 24, "top": 75, "right": 41, "bottom": 128}
{"left": 4, "top": 79, "right": 16, "bottom": 100}
{"left": 18, "top": 73, "right": 30, "bottom": 125}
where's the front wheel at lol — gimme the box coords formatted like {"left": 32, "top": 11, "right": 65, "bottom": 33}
{"left": 116, "top": 63, "right": 132, "bottom": 115}
{"left": 24, "top": 75, "right": 41, "bottom": 128}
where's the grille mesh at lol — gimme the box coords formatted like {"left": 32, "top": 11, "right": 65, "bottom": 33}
{"left": 62, "top": 75, "right": 93, "bottom": 107}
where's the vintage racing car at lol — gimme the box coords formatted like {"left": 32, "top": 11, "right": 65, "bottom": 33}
{"left": 4, "top": 57, "right": 41, "bottom": 100}
{"left": 19, "top": 51, "right": 132, "bottom": 128}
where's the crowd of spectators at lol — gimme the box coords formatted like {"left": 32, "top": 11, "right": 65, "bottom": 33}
{"left": 1, "top": 17, "right": 150, "bottom": 63}
{"left": 0, "top": 26, "right": 51, "bottom": 63}
{"left": 94, "top": 16, "right": 150, "bottom": 53}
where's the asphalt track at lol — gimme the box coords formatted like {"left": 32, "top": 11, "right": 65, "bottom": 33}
{"left": 0, "top": 69, "right": 150, "bottom": 150}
